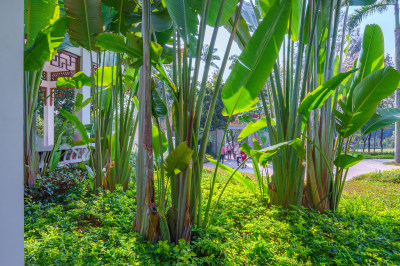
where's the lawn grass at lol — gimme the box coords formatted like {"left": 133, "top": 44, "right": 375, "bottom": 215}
{"left": 24, "top": 168, "right": 400, "bottom": 265}
{"left": 353, "top": 151, "right": 394, "bottom": 159}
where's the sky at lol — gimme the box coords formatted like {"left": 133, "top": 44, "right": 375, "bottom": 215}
{"left": 198, "top": 5, "right": 397, "bottom": 81}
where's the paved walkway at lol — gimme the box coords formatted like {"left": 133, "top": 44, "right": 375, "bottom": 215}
{"left": 203, "top": 158, "right": 400, "bottom": 180}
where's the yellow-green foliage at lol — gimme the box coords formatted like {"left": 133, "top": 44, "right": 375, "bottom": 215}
{"left": 25, "top": 169, "right": 400, "bottom": 264}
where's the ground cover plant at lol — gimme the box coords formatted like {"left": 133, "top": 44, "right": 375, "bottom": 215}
{"left": 25, "top": 169, "right": 400, "bottom": 265}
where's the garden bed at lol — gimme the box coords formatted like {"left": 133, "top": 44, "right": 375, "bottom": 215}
{"left": 25, "top": 169, "right": 400, "bottom": 264}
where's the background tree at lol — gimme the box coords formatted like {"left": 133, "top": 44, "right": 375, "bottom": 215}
{"left": 200, "top": 71, "right": 228, "bottom": 131}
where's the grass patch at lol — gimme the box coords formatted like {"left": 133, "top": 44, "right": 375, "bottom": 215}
{"left": 25, "top": 169, "right": 400, "bottom": 264}
{"left": 353, "top": 167, "right": 400, "bottom": 183}
{"left": 353, "top": 152, "right": 394, "bottom": 159}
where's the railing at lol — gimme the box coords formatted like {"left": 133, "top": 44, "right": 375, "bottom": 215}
{"left": 37, "top": 144, "right": 91, "bottom": 170}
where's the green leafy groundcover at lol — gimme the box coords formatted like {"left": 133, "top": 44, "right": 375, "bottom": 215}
{"left": 25, "top": 169, "right": 400, "bottom": 264}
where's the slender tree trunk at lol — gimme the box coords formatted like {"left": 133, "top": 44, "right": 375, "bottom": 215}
{"left": 367, "top": 133, "right": 371, "bottom": 153}
{"left": 380, "top": 128, "right": 384, "bottom": 153}
{"left": 394, "top": 0, "right": 400, "bottom": 162}
{"left": 362, "top": 136, "right": 366, "bottom": 153}
{"left": 133, "top": 0, "right": 160, "bottom": 241}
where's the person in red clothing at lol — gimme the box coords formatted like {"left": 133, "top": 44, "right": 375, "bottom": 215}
{"left": 220, "top": 145, "right": 226, "bottom": 164}
{"left": 240, "top": 149, "right": 247, "bottom": 169}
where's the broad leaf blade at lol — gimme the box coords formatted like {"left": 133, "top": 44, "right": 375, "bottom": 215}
{"left": 298, "top": 70, "right": 355, "bottom": 129}
{"left": 336, "top": 67, "right": 400, "bottom": 137}
{"left": 64, "top": 0, "right": 103, "bottom": 50}
{"left": 349, "top": 24, "right": 384, "bottom": 98}
{"left": 164, "top": 142, "right": 193, "bottom": 176}
{"left": 24, "top": 0, "right": 60, "bottom": 47}
{"left": 152, "top": 125, "right": 168, "bottom": 159}
{"left": 221, "top": 0, "right": 291, "bottom": 114}
{"left": 334, "top": 154, "right": 363, "bottom": 169}
{"left": 57, "top": 71, "right": 92, "bottom": 89}
{"left": 237, "top": 117, "right": 272, "bottom": 142}
{"left": 59, "top": 109, "right": 90, "bottom": 144}
{"left": 24, "top": 17, "right": 70, "bottom": 71}
{"left": 164, "top": 0, "right": 198, "bottom": 54}
{"left": 361, "top": 108, "right": 400, "bottom": 135}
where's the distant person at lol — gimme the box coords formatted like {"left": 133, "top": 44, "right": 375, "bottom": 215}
{"left": 240, "top": 149, "right": 247, "bottom": 169}
{"left": 220, "top": 145, "right": 226, "bottom": 164}
{"left": 234, "top": 144, "right": 241, "bottom": 166}
{"left": 227, "top": 143, "right": 232, "bottom": 159}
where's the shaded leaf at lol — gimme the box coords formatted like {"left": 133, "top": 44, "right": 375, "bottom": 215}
{"left": 59, "top": 109, "right": 90, "bottom": 144}
{"left": 334, "top": 154, "right": 363, "bottom": 169}
{"left": 64, "top": 0, "right": 103, "bottom": 50}
{"left": 164, "top": 142, "right": 193, "bottom": 176}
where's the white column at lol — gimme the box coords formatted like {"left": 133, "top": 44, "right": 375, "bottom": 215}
{"left": 73, "top": 49, "right": 92, "bottom": 141}
{"left": 43, "top": 87, "right": 55, "bottom": 146}
{"left": 0, "top": 0, "right": 24, "bottom": 264}
{"left": 80, "top": 48, "right": 92, "bottom": 126}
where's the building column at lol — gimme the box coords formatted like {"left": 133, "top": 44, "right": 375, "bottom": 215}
{"left": 43, "top": 87, "right": 55, "bottom": 146}
{"left": 74, "top": 48, "right": 92, "bottom": 141}
{"left": 0, "top": 0, "right": 24, "bottom": 263}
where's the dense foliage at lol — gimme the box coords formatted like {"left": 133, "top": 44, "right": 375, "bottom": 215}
{"left": 25, "top": 169, "right": 400, "bottom": 264}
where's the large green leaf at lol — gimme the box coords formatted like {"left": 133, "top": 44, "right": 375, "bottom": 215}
{"left": 290, "top": 0, "right": 301, "bottom": 42}
{"left": 96, "top": 32, "right": 163, "bottom": 63}
{"left": 64, "top": 0, "right": 103, "bottom": 50}
{"left": 152, "top": 125, "right": 168, "bottom": 159}
{"left": 164, "top": 142, "right": 193, "bottom": 177}
{"left": 298, "top": 70, "right": 356, "bottom": 128}
{"left": 361, "top": 108, "right": 400, "bottom": 135}
{"left": 96, "top": 66, "right": 117, "bottom": 86}
{"left": 334, "top": 154, "right": 363, "bottom": 169}
{"left": 57, "top": 71, "right": 92, "bottom": 89}
{"left": 196, "top": 0, "right": 238, "bottom": 27}
{"left": 237, "top": 117, "right": 273, "bottom": 142}
{"left": 24, "top": 17, "right": 70, "bottom": 71}
{"left": 221, "top": 0, "right": 291, "bottom": 114}
{"left": 73, "top": 93, "right": 92, "bottom": 114}
{"left": 224, "top": 14, "right": 251, "bottom": 50}
{"left": 349, "top": 24, "right": 384, "bottom": 95}
{"left": 164, "top": 0, "right": 198, "bottom": 53}
{"left": 241, "top": 138, "right": 305, "bottom": 167}
{"left": 207, "top": 158, "right": 257, "bottom": 195}
{"left": 151, "top": 9, "right": 173, "bottom": 32}
{"left": 336, "top": 67, "right": 400, "bottom": 137}
{"left": 152, "top": 89, "right": 168, "bottom": 118}
{"left": 24, "top": 0, "right": 60, "bottom": 47}
{"left": 102, "top": 0, "right": 137, "bottom": 12}
{"left": 59, "top": 109, "right": 90, "bottom": 144}
{"left": 241, "top": 2, "right": 258, "bottom": 31}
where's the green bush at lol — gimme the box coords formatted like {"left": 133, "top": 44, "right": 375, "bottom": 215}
{"left": 25, "top": 170, "right": 400, "bottom": 264}
{"left": 25, "top": 166, "right": 89, "bottom": 204}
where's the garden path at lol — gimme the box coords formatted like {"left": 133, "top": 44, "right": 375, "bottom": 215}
{"left": 203, "top": 158, "right": 400, "bottom": 179}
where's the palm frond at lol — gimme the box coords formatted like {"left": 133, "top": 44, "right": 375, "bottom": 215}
{"left": 348, "top": 3, "right": 389, "bottom": 30}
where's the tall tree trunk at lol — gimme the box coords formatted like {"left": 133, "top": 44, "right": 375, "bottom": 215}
{"left": 380, "top": 128, "right": 384, "bottom": 153}
{"left": 367, "top": 133, "right": 371, "bottom": 153}
{"left": 362, "top": 136, "right": 366, "bottom": 153}
{"left": 373, "top": 131, "right": 377, "bottom": 152}
{"left": 394, "top": 0, "right": 400, "bottom": 162}
{"left": 133, "top": 0, "right": 160, "bottom": 241}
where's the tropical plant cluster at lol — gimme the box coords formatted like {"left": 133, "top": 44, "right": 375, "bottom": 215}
{"left": 23, "top": 0, "right": 400, "bottom": 257}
